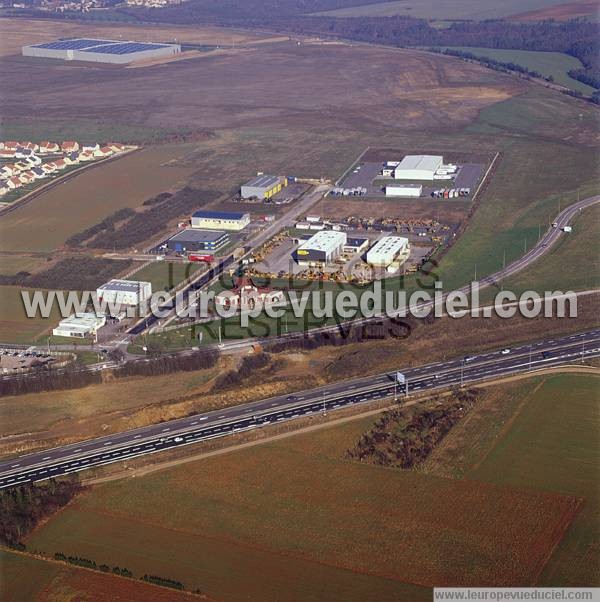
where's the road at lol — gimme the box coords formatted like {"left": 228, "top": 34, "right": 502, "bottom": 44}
{"left": 1, "top": 328, "right": 598, "bottom": 489}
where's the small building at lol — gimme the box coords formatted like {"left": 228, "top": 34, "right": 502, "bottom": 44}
{"left": 25, "top": 155, "right": 42, "bottom": 166}
{"left": 19, "top": 171, "right": 36, "bottom": 184}
{"left": 296, "top": 230, "right": 347, "bottom": 266}
{"left": 13, "top": 161, "right": 30, "bottom": 172}
{"left": 214, "top": 276, "right": 285, "bottom": 312}
{"left": 394, "top": 155, "right": 443, "bottom": 181}
{"left": 42, "top": 164, "right": 56, "bottom": 174}
{"left": 79, "top": 151, "right": 95, "bottom": 162}
{"left": 54, "top": 159, "right": 67, "bottom": 170}
{"left": 96, "top": 146, "right": 113, "bottom": 158}
{"left": 366, "top": 236, "right": 410, "bottom": 267}
{"left": 96, "top": 279, "right": 152, "bottom": 306}
{"left": 191, "top": 210, "right": 250, "bottom": 231}
{"left": 385, "top": 184, "right": 422, "bottom": 198}
{"left": 61, "top": 141, "right": 79, "bottom": 153}
{"left": 31, "top": 167, "right": 45, "bottom": 179}
{"left": 7, "top": 176, "right": 22, "bottom": 189}
{"left": 166, "top": 228, "right": 229, "bottom": 253}
{"left": 15, "top": 147, "right": 35, "bottom": 159}
{"left": 52, "top": 312, "right": 106, "bottom": 338}
{"left": 241, "top": 174, "right": 282, "bottom": 199}
{"left": 108, "top": 143, "right": 126, "bottom": 153}
{"left": 0, "top": 165, "right": 14, "bottom": 178}
{"left": 82, "top": 143, "right": 100, "bottom": 152}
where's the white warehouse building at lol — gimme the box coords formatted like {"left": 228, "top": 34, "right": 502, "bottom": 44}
{"left": 385, "top": 184, "right": 422, "bottom": 198}
{"left": 52, "top": 313, "right": 106, "bottom": 339}
{"left": 96, "top": 279, "right": 152, "bottom": 306}
{"left": 394, "top": 155, "right": 443, "bottom": 181}
{"left": 296, "top": 230, "right": 347, "bottom": 266}
{"left": 366, "top": 236, "right": 410, "bottom": 267}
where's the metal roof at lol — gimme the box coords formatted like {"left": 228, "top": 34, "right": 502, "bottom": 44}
{"left": 97, "top": 279, "right": 150, "bottom": 292}
{"left": 242, "top": 174, "right": 280, "bottom": 189}
{"left": 395, "top": 155, "right": 443, "bottom": 171}
{"left": 298, "top": 230, "right": 347, "bottom": 254}
{"left": 193, "top": 210, "right": 248, "bottom": 220}
{"left": 169, "top": 229, "right": 228, "bottom": 243}
{"left": 367, "top": 236, "right": 409, "bottom": 256}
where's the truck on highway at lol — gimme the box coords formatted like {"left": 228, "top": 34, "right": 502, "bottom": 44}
{"left": 188, "top": 253, "right": 214, "bottom": 263}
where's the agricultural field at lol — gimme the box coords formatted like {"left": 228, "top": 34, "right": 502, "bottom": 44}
{"left": 0, "top": 549, "right": 200, "bottom": 601}
{"left": 425, "top": 373, "right": 600, "bottom": 587}
{"left": 311, "top": 0, "right": 574, "bottom": 20}
{"left": 26, "top": 387, "right": 582, "bottom": 598}
{"left": 0, "top": 145, "right": 197, "bottom": 253}
{"left": 126, "top": 260, "right": 203, "bottom": 292}
{"left": 442, "top": 46, "right": 597, "bottom": 95}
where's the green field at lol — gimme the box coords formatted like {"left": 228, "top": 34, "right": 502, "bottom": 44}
{"left": 311, "top": 0, "right": 571, "bottom": 20}
{"left": 425, "top": 373, "right": 600, "bottom": 586}
{"left": 442, "top": 47, "right": 597, "bottom": 95}
{"left": 127, "top": 260, "right": 203, "bottom": 292}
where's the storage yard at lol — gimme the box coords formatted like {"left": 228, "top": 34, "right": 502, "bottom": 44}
{"left": 336, "top": 151, "right": 487, "bottom": 200}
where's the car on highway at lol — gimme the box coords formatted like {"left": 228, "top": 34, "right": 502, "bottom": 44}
{"left": 174, "top": 436, "right": 184, "bottom": 443}
{"left": 501, "top": 348, "right": 511, "bottom": 355}
{"left": 286, "top": 395, "right": 298, "bottom": 401}
{"left": 464, "top": 355, "right": 475, "bottom": 362}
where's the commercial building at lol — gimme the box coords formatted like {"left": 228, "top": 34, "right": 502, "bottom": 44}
{"left": 385, "top": 184, "right": 423, "bottom": 198}
{"left": 366, "top": 236, "right": 410, "bottom": 267}
{"left": 192, "top": 210, "right": 250, "bottom": 231}
{"left": 166, "top": 229, "right": 229, "bottom": 253}
{"left": 52, "top": 313, "right": 106, "bottom": 338}
{"left": 96, "top": 279, "right": 152, "bottom": 306}
{"left": 296, "top": 230, "right": 347, "bottom": 266}
{"left": 394, "top": 155, "right": 443, "bottom": 181}
{"left": 22, "top": 38, "right": 181, "bottom": 65}
{"left": 240, "top": 174, "right": 283, "bottom": 199}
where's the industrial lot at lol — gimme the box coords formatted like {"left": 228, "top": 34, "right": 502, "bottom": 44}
{"left": 10, "top": 149, "right": 489, "bottom": 344}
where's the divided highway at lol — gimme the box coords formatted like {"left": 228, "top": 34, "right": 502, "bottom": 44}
{"left": 1, "top": 329, "right": 598, "bottom": 489}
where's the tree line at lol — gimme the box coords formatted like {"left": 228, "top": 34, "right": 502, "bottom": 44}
{"left": 0, "top": 348, "right": 219, "bottom": 396}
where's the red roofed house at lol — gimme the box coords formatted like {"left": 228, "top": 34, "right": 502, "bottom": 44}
{"left": 108, "top": 143, "right": 126, "bottom": 153}
{"left": 7, "top": 176, "right": 22, "bottom": 189}
{"left": 61, "top": 141, "right": 79, "bottom": 153}
{"left": 0, "top": 148, "right": 15, "bottom": 159}
{"left": 19, "top": 141, "right": 39, "bottom": 151}
{"left": 42, "top": 163, "right": 57, "bottom": 174}
{"left": 3, "top": 141, "right": 19, "bottom": 151}
{"left": 0, "top": 164, "right": 14, "bottom": 178}
{"left": 19, "top": 171, "right": 36, "bottom": 184}
{"left": 39, "top": 141, "right": 60, "bottom": 154}
{"left": 95, "top": 146, "right": 113, "bottom": 158}
{"left": 78, "top": 151, "right": 95, "bottom": 162}
{"left": 54, "top": 159, "right": 67, "bottom": 170}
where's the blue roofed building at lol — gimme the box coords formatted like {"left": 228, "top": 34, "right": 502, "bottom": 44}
{"left": 22, "top": 38, "right": 181, "bottom": 65}
{"left": 191, "top": 210, "right": 251, "bottom": 231}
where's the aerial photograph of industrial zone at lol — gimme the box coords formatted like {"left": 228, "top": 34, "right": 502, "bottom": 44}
{"left": 0, "top": 0, "right": 599, "bottom": 600}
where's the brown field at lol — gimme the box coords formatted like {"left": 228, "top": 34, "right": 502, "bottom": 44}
{"left": 26, "top": 414, "right": 580, "bottom": 595}
{"left": 0, "top": 18, "right": 276, "bottom": 57}
{"left": 508, "top": 0, "right": 600, "bottom": 21}
{"left": 0, "top": 145, "right": 196, "bottom": 253}
{"left": 0, "top": 549, "right": 201, "bottom": 601}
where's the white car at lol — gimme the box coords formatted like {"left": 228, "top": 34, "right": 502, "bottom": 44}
{"left": 501, "top": 348, "right": 511, "bottom": 355}
{"left": 174, "top": 436, "right": 184, "bottom": 443}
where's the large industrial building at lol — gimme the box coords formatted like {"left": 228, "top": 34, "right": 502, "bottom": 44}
{"left": 385, "top": 184, "right": 423, "bottom": 197}
{"left": 192, "top": 210, "right": 250, "bottom": 231}
{"left": 52, "top": 313, "right": 106, "bottom": 338}
{"left": 241, "top": 175, "right": 283, "bottom": 199}
{"left": 366, "top": 236, "right": 410, "bottom": 267}
{"left": 394, "top": 155, "right": 443, "bottom": 181}
{"left": 296, "top": 230, "right": 347, "bottom": 266}
{"left": 97, "top": 279, "right": 152, "bottom": 306}
{"left": 166, "top": 229, "right": 229, "bottom": 253}
{"left": 22, "top": 38, "right": 181, "bottom": 65}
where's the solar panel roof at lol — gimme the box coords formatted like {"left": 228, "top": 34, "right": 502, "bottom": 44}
{"left": 32, "top": 39, "right": 115, "bottom": 50}
{"left": 81, "top": 42, "right": 170, "bottom": 55}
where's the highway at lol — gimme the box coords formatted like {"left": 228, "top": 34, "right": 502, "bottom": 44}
{"left": 1, "top": 328, "right": 598, "bottom": 489}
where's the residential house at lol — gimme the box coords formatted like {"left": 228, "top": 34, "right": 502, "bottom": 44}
{"left": 42, "top": 163, "right": 57, "bottom": 174}
{"left": 0, "top": 148, "right": 15, "bottom": 159}
{"left": 95, "top": 146, "right": 113, "bottom": 158}
{"left": 31, "top": 167, "right": 46, "bottom": 179}
{"left": 108, "top": 142, "right": 126, "bottom": 153}
{"left": 7, "top": 176, "right": 22, "bottom": 189}
{"left": 0, "top": 164, "right": 14, "bottom": 178}
{"left": 19, "top": 141, "right": 39, "bottom": 151}
{"left": 54, "top": 159, "right": 67, "bottom": 170}
{"left": 19, "top": 171, "right": 36, "bottom": 184}
{"left": 64, "top": 152, "right": 80, "bottom": 165}
{"left": 78, "top": 151, "right": 95, "bottom": 162}
{"left": 25, "top": 155, "right": 42, "bottom": 166}
{"left": 15, "top": 147, "right": 35, "bottom": 159}
{"left": 13, "top": 161, "right": 30, "bottom": 172}
{"left": 61, "top": 141, "right": 80, "bottom": 153}
{"left": 81, "top": 143, "right": 99, "bottom": 152}
{"left": 39, "top": 141, "right": 60, "bottom": 154}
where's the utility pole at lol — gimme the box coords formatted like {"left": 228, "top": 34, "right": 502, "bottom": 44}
{"left": 218, "top": 323, "right": 222, "bottom": 345}
{"left": 405, "top": 377, "right": 409, "bottom": 397}
{"left": 394, "top": 379, "right": 397, "bottom": 403}
{"left": 538, "top": 223, "right": 541, "bottom": 240}
{"left": 322, "top": 390, "right": 326, "bottom": 416}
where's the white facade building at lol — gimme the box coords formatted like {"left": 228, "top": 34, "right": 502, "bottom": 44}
{"left": 96, "top": 279, "right": 152, "bottom": 306}
{"left": 52, "top": 313, "right": 106, "bottom": 338}
{"left": 296, "top": 230, "right": 347, "bottom": 265}
{"left": 366, "top": 236, "right": 410, "bottom": 267}
{"left": 385, "top": 184, "right": 422, "bottom": 197}
{"left": 394, "top": 155, "right": 443, "bottom": 181}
